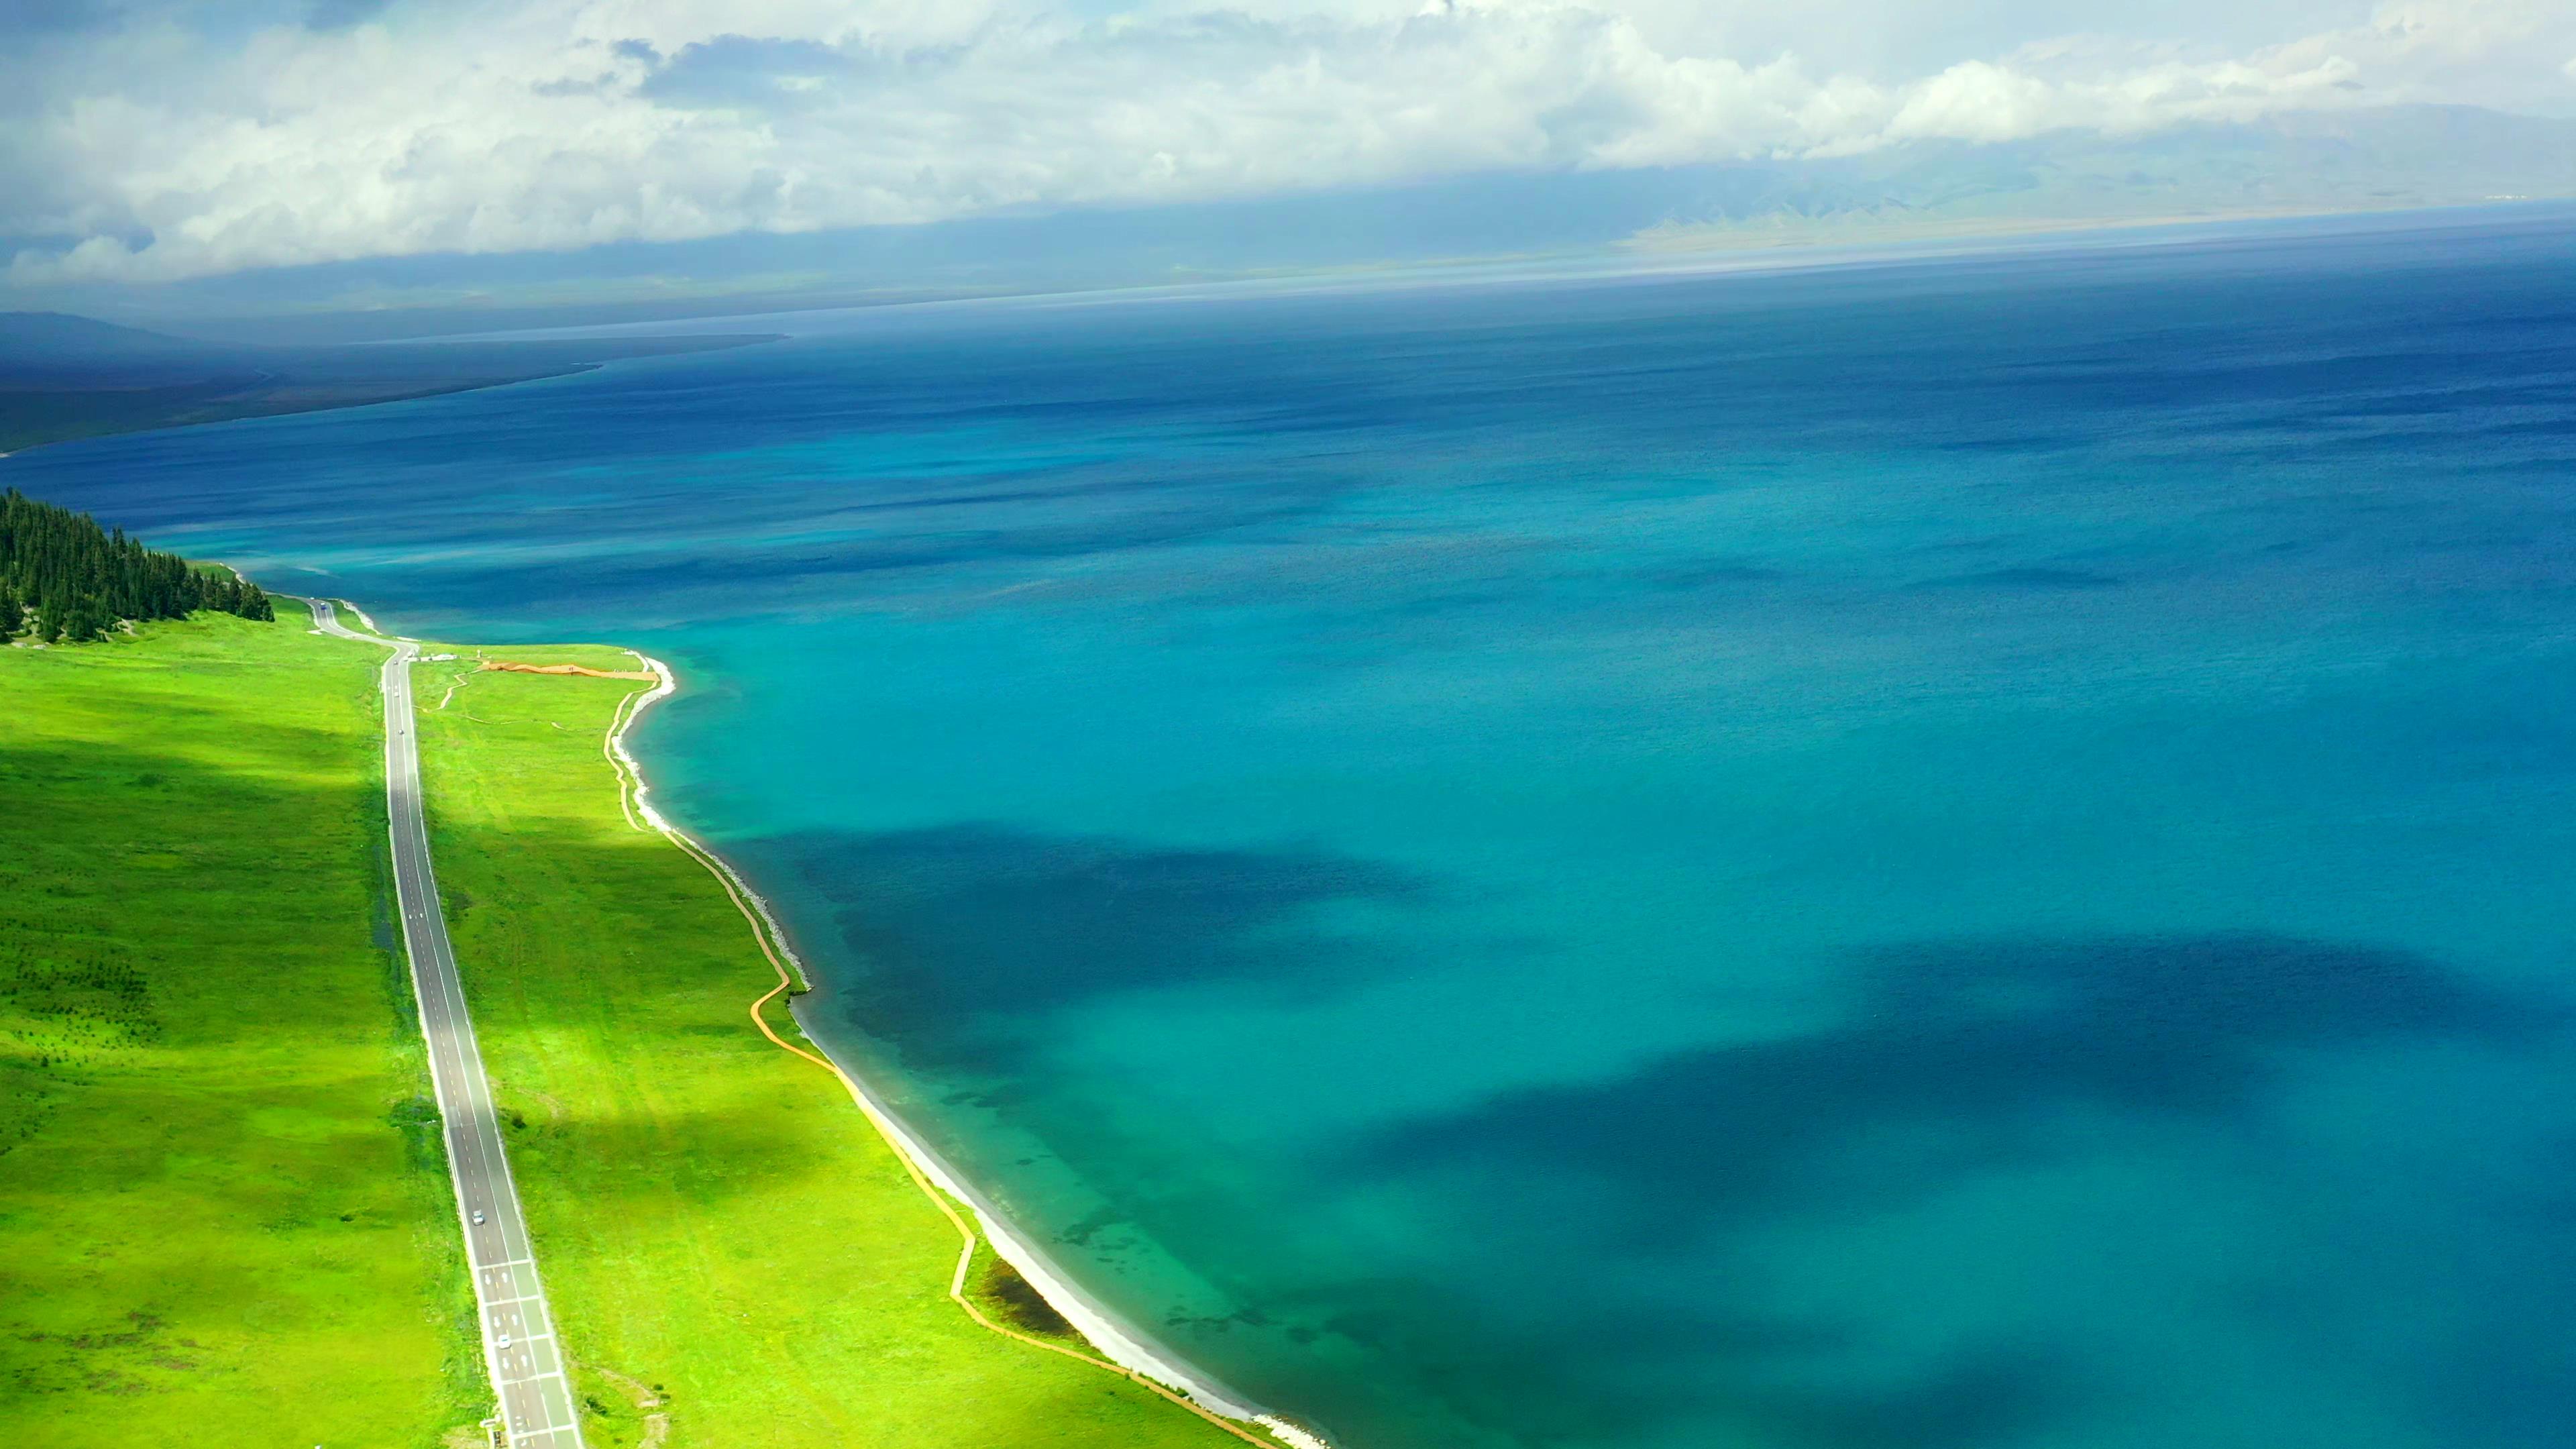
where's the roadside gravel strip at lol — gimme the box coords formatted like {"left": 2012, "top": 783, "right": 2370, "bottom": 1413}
{"left": 306, "top": 598, "right": 586, "bottom": 1449}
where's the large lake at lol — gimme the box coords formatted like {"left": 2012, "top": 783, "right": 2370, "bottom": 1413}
{"left": 16, "top": 213, "right": 2576, "bottom": 1448}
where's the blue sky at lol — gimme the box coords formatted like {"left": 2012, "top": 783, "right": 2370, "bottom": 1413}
{"left": 5, "top": 1, "right": 2573, "bottom": 319}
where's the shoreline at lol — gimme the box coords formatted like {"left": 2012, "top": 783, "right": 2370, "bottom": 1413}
{"left": 600, "top": 646, "right": 1330, "bottom": 1449}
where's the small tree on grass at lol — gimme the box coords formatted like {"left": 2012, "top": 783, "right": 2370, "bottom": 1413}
{"left": 62, "top": 597, "right": 109, "bottom": 643}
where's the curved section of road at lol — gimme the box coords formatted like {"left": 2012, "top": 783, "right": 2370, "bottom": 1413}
{"left": 308, "top": 598, "right": 586, "bottom": 1449}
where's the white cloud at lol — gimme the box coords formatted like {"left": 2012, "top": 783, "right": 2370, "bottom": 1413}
{"left": 4, "top": 0, "right": 2572, "bottom": 285}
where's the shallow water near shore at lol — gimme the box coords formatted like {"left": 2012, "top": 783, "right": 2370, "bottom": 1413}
{"left": 15, "top": 212, "right": 2576, "bottom": 1448}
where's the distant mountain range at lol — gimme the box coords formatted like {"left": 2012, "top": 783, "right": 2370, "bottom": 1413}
{"left": 8, "top": 105, "right": 2571, "bottom": 347}
{"left": 1618, "top": 107, "right": 2576, "bottom": 252}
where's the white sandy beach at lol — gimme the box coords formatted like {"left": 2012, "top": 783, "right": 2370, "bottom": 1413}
{"left": 606, "top": 650, "right": 1330, "bottom": 1449}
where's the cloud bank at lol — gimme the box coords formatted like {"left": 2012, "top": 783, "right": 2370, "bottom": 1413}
{"left": 4, "top": 0, "right": 2572, "bottom": 285}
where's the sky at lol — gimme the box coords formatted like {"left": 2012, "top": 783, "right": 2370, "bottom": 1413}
{"left": 4, "top": 0, "right": 2574, "bottom": 319}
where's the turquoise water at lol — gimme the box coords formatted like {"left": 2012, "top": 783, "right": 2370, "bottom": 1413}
{"left": 14, "top": 213, "right": 2576, "bottom": 1448}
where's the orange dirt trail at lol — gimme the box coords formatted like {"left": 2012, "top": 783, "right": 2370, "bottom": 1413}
{"left": 480, "top": 660, "right": 657, "bottom": 681}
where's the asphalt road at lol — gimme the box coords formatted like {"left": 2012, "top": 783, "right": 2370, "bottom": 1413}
{"left": 309, "top": 599, "right": 586, "bottom": 1448}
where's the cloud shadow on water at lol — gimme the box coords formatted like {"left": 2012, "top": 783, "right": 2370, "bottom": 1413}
{"left": 1252, "top": 1266, "right": 2090, "bottom": 1449}
{"left": 1911, "top": 566, "right": 2125, "bottom": 591}
{"left": 1325, "top": 933, "right": 2563, "bottom": 1446}
{"left": 763, "top": 822, "right": 1426, "bottom": 1068}
{"left": 1362, "top": 933, "right": 2550, "bottom": 1233}
{"left": 1727, "top": 1343, "right": 2085, "bottom": 1449}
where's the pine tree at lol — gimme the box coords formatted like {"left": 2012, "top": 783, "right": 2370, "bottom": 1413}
{"left": 0, "top": 488, "right": 278, "bottom": 642}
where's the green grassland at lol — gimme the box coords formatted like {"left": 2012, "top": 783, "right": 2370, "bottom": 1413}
{"left": 0, "top": 612, "right": 483, "bottom": 1446}
{"left": 404, "top": 640, "right": 1258, "bottom": 1448}
{"left": 4, "top": 614, "right": 1262, "bottom": 1447}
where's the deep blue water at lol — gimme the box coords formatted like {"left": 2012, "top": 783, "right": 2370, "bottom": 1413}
{"left": 14, "top": 213, "right": 2576, "bottom": 1449}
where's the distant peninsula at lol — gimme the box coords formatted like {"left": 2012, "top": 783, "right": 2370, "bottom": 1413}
{"left": 0, "top": 311, "right": 780, "bottom": 455}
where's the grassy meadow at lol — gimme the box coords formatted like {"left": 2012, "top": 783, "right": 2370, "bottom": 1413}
{"left": 4, "top": 612, "right": 1262, "bottom": 1448}
{"left": 407, "top": 641, "right": 1258, "bottom": 1448}
{"left": 0, "top": 612, "right": 484, "bottom": 1446}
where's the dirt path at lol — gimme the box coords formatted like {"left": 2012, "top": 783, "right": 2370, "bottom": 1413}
{"left": 584, "top": 1363, "right": 670, "bottom": 1449}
